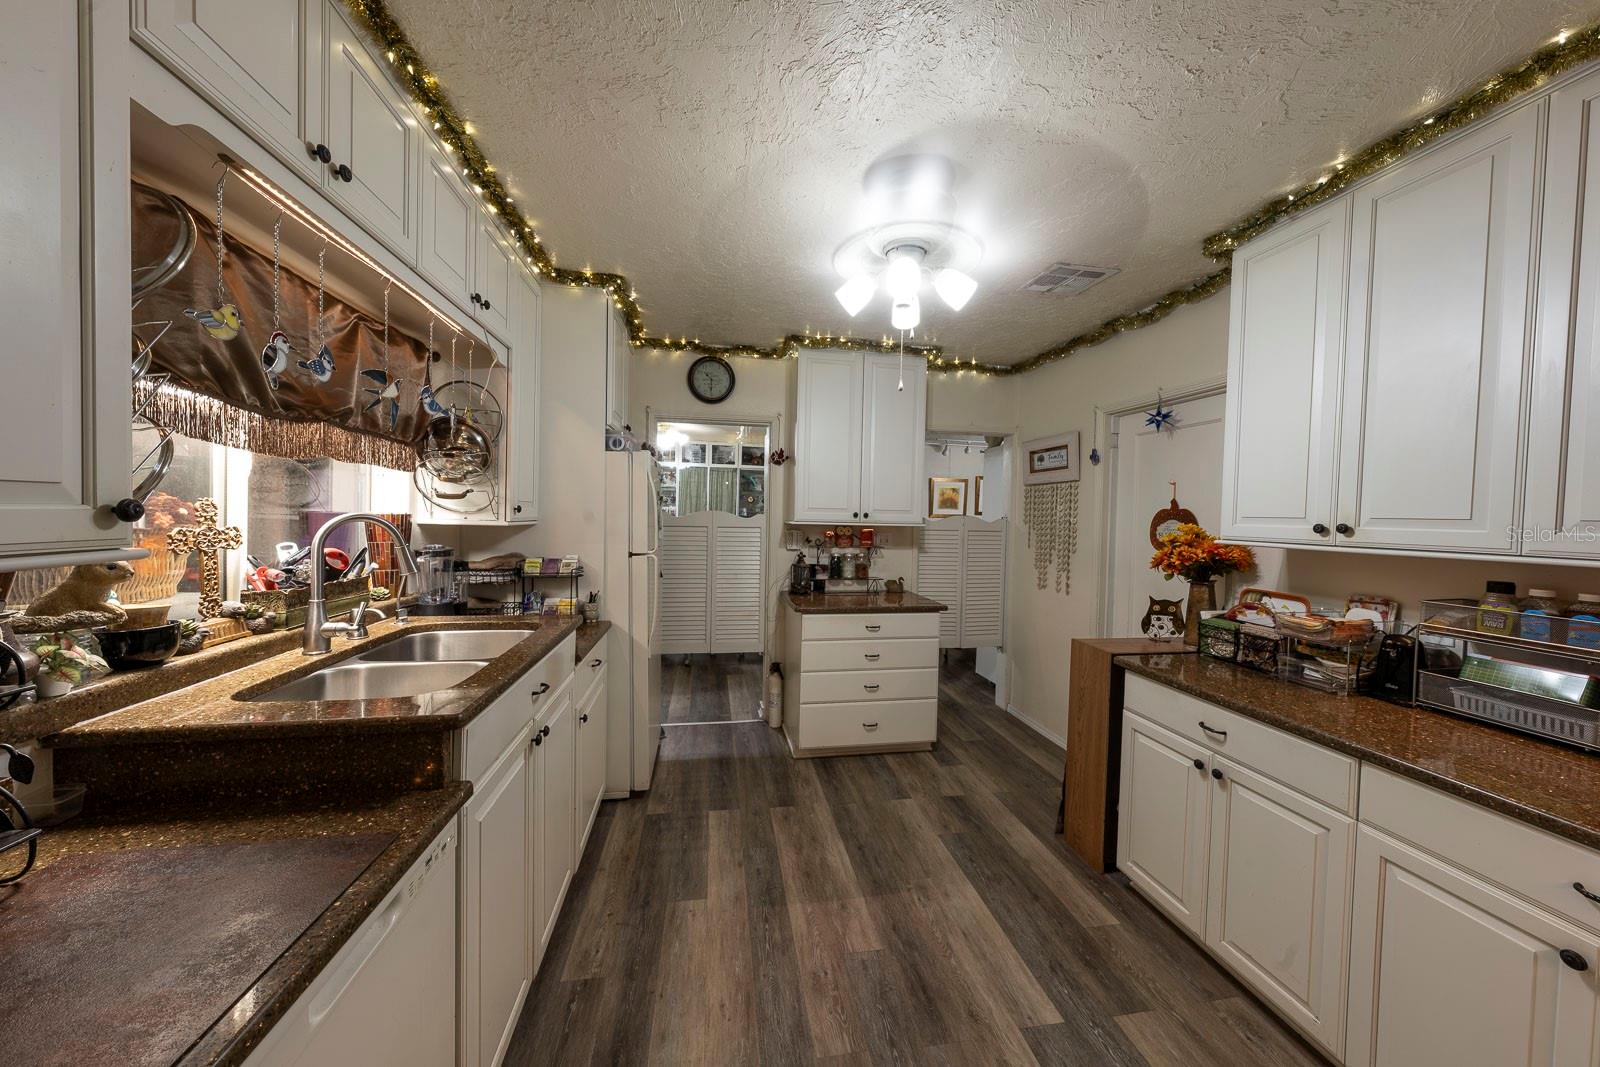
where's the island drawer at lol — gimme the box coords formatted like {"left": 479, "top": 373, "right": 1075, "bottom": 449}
{"left": 801, "top": 613, "right": 940, "bottom": 641}
{"left": 800, "top": 637, "right": 938, "bottom": 673}
{"left": 801, "top": 667, "right": 938, "bottom": 705}
{"left": 798, "top": 698, "right": 937, "bottom": 750}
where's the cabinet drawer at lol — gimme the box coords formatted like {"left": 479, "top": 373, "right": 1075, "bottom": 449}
{"left": 578, "top": 633, "right": 608, "bottom": 706}
{"left": 1124, "top": 674, "right": 1357, "bottom": 814}
{"left": 800, "top": 637, "right": 937, "bottom": 673}
{"left": 798, "top": 699, "right": 936, "bottom": 751}
{"left": 800, "top": 668, "right": 937, "bottom": 705}
{"left": 801, "top": 612, "right": 940, "bottom": 641}
{"left": 460, "top": 633, "right": 574, "bottom": 782}
{"left": 1359, "top": 764, "right": 1600, "bottom": 936}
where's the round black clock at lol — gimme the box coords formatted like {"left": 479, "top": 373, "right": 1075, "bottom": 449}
{"left": 687, "top": 355, "right": 735, "bottom": 404}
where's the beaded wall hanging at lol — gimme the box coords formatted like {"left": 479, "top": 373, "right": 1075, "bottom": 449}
{"left": 1024, "top": 482, "right": 1079, "bottom": 594}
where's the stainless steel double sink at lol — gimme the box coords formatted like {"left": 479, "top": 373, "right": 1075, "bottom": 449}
{"left": 243, "top": 629, "right": 538, "bottom": 702}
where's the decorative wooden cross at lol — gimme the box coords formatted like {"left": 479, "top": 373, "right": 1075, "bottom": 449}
{"left": 167, "top": 497, "right": 242, "bottom": 619}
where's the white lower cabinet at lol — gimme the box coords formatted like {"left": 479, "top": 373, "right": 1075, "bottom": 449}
{"left": 460, "top": 732, "right": 534, "bottom": 1067}
{"left": 1117, "top": 712, "right": 1212, "bottom": 938}
{"left": 576, "top": 636, "right": 609, "bottom": 855}
{"left": 532, "top": 676, "right": 578, "bottom": 966}
{"left": 1206, "top": 756, "right": 1353, "bottom": 1055}
{"left": 1345, "top": 826, "right": 1600, "bottom": 1067}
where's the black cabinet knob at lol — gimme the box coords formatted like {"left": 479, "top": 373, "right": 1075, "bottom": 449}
{"left": 110, "top": 498, "right": 145, "bottom": 523}
{"left": 531, "top": 681, "right": 550, "bottom": 699}
{"left": 308, "top": 142, "right": 331, "bottom": 163}
{"left": 1210, "top": 768, "right": 1224, "bottom": 781}
{"left": 470, "top": 293, "right": 481, "bottom": 306}
{"left": 1192, "top": 758, "right": 1205, "bottom": 771}
{"left": 852, "top": 512, "right": 859, "bottom": 519}
{"left": 590, "top": 659, "right": 603, "bottom": 668}
{"left": 513, "top": 504, "right": 523, "bottom": 514}
{"left": 533, "top": 733, "right": 543, "bottom": 747}
{"left": 579, "top": 713, "right": 589, "bottom": 724}
{"left": 1336, "top": 522, "right": 1354, "bottom": 536}
{"left": 482, "top": 299, "right": 491, "bottom": 310}
{"left": 862, "top": 512, "right": 869, "bottom": 518}
{"left": 1312, "top": 523, "right": 1329, "bottom": 536}
{"left": 541, "top": 725, "right": 551, "bottom": 738}
{"left": 334, "top": 163, "right": 353, "bottom": 182}
{"left": 1561, "top": 948, "right": 1589, "bottom": 971}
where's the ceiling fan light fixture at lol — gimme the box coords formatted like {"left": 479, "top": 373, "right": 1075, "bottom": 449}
{"left": 890, "top": 294, "right": 920, "bottom": 331}
{"left": 933, "top": 268, "right": 977, "bottom": 311}
{"left": 834, "top": 274, "right": 877, "bottom": 316}
{"left": 884, "top": 246, "right": 926, "bottom": 303}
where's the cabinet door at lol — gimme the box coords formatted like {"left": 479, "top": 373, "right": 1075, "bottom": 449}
{"left": 1336, "top": 103, "right": 1539, "bottom": 552}
{"left": 473, "top": 215, "right": 513, "bottom": 340}
{"left": 1117, "top": 711, "right": 1211, "bottom": 937}
{"left": 417, "top": 139, "right": 476, "bottom": 313}
{"left": 605, "top": 306, "right": 630, "bottom": 432}
{"left": 1205, "top": 756, "right": 1353, "bottom": 1056}
{"left": 1346, "top": 826, "right": 1600, "bottom": 1067}
{"left": 504, "top": 270, "right": 540, "bottom": 523}
{"left": 460, "top": 734, "right": 533, "bottom": 1067}
{"left": 1221, "top": 200, "right": 1348, "bottom": 545}
{"left": 533, "top": 681, "right": 577, "bottom": 962}
{"left": 0, "top": 1, "right": 129, "bottom": 559}
{"left": 324, "top": 7, "right": 417, "bottom": 256}
{"left": 793, "top": 351, "right": 864, "bottom": 522}
{"left": 576, "top": 673, "right": 607, "bottom": 855}
{"left": 1528, "top": 69, "right": 1600, "bottom": 559}
{"left": 859, "top": 354, "right": 927, "bottom": 525}
{"left": 133, "top": 0, "right": 322, "bottom": 179}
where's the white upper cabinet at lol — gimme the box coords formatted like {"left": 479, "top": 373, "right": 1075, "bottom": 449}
{"left": 133, "top": 0, "right": 323, "bottom": 180}
{"left": 473, "top": 215, "right": 514, "bottom": 340}
{"left": 0, "top": 1, "right": 130, "bottom": 560}
{"left": 605, "top": 305, "right": 631, "bottom": 432}
{"left": 323, "top": 7, "right": 418, "bottom": 257}
{"left": 505, "top": 269, "right": 541, "bottom": 523}
{"left": 858, "top": 353, "right": 928, "bottom": 524}
{"left": 1529, "top": 68, "right": 1600, "bottom": 559}
{"left": 1335, "top": 102, "right": 1539, "bottom": 553}
{"left": 793, "top": 350, "right": 926, "bottom": 525}
{"left": 417, "top": 139, "right": 476, "bottom": 312}
{"left": 1221, "top": 199, "right": 1349, "bottom": 545}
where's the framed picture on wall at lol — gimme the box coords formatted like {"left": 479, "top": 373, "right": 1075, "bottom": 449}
{"left": 658, "top": 445, "right": 678, "bottom": 464}
{"left": 928, "top": 476, "right": 968, "bottom": 518}
{"left": 681, "top": 442, "right": 707, "bottom": 464}
{"left": 710, "top": 443, "right": 738, "bottom": 466}
{"left": 740, "top": 444, "right": 765, "bottom": 467}
{"left": 1023, "top": 431, "right": 1080, "bottom": 486}
{"left": 973, "top": 475, "right": 984, "bottom": 516}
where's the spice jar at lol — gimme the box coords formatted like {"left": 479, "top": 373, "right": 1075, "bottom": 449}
{"left": 1520, "top": 589, "right": 1564, "bottom": 644}
{"left": 1476, "top": 580, "right": 1518, "bottom": 636}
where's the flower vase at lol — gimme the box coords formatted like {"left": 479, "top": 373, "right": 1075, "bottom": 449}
{"left": 1184, "top": 580, "right": 1215, "bottom": 647}
{"left": 36, "top": 674, "right": 73, "bottom": 699}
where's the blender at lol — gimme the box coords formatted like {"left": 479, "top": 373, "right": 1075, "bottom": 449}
{"left": 412, "top": 544, "right": 460, "bottom": 616}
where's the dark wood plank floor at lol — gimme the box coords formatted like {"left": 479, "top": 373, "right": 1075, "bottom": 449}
{"left": 661, "top": 653, "right": 764, "bottom": 724}
{"left": 508, "top": 656, "right": 1327, "bottom": 1066}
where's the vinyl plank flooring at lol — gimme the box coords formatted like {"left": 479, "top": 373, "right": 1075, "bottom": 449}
{"left": 509, "top": 655, "right": 1331, "bottom": 1067}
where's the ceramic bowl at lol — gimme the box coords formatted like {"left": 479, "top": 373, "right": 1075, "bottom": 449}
{"left": 93, "top": 622, "right": 180, "bottom": 671}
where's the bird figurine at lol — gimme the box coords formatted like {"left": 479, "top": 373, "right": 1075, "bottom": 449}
{"left": 418, "top": 383, "right": 447, "bottom": 417}
{"left": 297, "top": 343, "right": 335, "bottom": 383}
{"left": 360, "top": 368, "right": 405, "bottom": 429}
{"left": 184, "top": 303, "right": 242, "bottom": 340}
{"left": 260, "top": 329, "right": 292, "bottom": 389}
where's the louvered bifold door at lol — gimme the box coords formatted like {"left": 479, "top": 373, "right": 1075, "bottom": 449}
{"left": 660, "top": 524, "right": 710, "bottom": 654}
{"left": 711, "top": 517, "right": 764, "bottom": 654}
{"left": 959, "top": 519, "right": 1007, "bottom": 648}
{"left": 917, "top": 524, "right": 963, "bottom": 648}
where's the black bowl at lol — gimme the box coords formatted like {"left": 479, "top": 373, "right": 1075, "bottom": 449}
{"left": 93, "top": 622, "right": 180, "bottom": 671}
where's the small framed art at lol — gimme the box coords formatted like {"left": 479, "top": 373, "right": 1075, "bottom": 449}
{"left": 928, "top": 477, "right": 968, "bottom": 518}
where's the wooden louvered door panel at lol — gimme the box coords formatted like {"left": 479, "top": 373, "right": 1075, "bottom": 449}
{"left": 917, "top": 525, "right": 963, "bottom": 648}
{"left": 960, "top": 521, "right": 1006, "bottom": 648}
{"left": 711, "top": 520, "right": 764, "bottom": 654}
{"left": 660, "top": 524, "right": 710, "bottom": 655}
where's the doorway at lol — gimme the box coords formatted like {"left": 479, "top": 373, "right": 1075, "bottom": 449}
{"left": 1105, "top": 390, "right": 1228, "bottom": 638}
{"left": 653, "top": 418, "right": 770, "bottom": 724}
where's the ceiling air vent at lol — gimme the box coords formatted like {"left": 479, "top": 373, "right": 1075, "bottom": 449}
{"left": 1020, "top": 262, "right": 1120, "bottom": 296}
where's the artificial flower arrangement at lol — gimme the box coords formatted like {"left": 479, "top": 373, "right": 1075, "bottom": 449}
{"left": 32, "top": 632, "right": 108, "bottom": 697}
{"left": 1150, "top": 523, "right": 1256, "bottom": 583}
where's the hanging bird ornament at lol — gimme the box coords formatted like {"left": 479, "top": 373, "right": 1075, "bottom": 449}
{"left": 1144, "top": 393, "right": 1179, "bottom": 434}
{"left": 360, "top": 368, "right": 404, "bottom": 429}
{"left": 187, "top": 169, "right": 242, "bottom": 341}
{"left": 261, "top": 330, "right": 292, "bottom": 389}
{"left": 298, "top": 344, "right": 334, "bottom": 383}
{"left": 297, "top": 241, "right": 335, "bottom": 383}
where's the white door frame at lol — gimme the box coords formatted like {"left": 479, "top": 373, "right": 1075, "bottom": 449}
{"left": 1096, "top": 378, "right": 1226, "bottom": 638}
{"left": 649, "top": 411, "right": 779, "bottom": 658}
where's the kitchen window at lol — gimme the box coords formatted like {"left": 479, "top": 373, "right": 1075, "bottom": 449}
{"left": 655, "top": 421, "right": 768, "bottom": 518}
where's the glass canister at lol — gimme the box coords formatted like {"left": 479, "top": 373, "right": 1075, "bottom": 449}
{"left": 1567, "top": 593, "right": 1600, "bottom": 652}
{"left": 1519, "top": 589, "right": 1564, "bottom": 644}
{"left": 414, "top": 545, "right": 457, "bottom": 605}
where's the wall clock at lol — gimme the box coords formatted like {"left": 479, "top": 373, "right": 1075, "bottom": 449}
{"left": 687, "top": 355, "right": 735, "bottom": 404}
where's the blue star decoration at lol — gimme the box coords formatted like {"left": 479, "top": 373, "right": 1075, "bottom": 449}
{"left": 1144, "top": 398, "right": 1179, "bottom": 434}
{"left": 360, "top": 368, "right": 406, "bottom": 430}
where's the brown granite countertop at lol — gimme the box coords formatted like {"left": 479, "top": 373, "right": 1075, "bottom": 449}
{"left": 1118, "top": 653, "right": 1600, "bottom": 852}
{"left": 47, "top": 615, "right": 583, "bottom": 747}
{"left": 0, "top": 783, "right": 469, "bottom": 1067}
{"left": 574, "top": 620, "right": 611, "bottom": 662}
{"left": 784, "top": 590, "right": 947, "bottom": 613}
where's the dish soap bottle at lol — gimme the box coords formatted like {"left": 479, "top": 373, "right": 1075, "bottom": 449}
{"left": 1476, "top": 580, "right": 1518, "bottom": 636}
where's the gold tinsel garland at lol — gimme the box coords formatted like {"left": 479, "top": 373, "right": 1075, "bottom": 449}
{"left": 343, "top": 0, "right": 1599, "bottom": 377}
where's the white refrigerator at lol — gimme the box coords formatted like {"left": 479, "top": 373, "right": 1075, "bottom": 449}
{"left": 603, "top": 449, "right": 662, "bottom": 792}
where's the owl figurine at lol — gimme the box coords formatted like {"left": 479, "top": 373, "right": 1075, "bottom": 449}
{"left": 185, "top": 303, "right": 242, "bottom": 340}
{"left": 1141, "top": 596, "right": 1185, "bottom": 641}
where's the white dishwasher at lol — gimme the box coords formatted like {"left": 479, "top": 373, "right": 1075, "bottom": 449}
{"left": 244, "top": 823, "right": 458, "bottom": 1067}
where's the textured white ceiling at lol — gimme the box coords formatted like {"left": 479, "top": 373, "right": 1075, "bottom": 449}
{"left": 384, "top": 0, "right": 1586, "bottom": 365}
